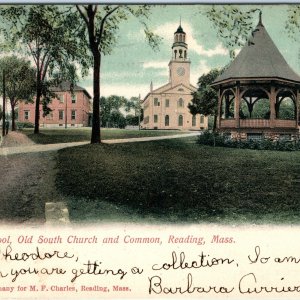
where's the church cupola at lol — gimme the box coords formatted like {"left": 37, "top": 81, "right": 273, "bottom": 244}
{"left": 172, "top": 22, "right": 188, "bottom": 61}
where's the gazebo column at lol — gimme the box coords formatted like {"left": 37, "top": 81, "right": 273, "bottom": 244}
{"left": 297, "top": 89, "right": 300, "bottom": 129}
{"left": 270, "top": 85, "right": 276, "bottom": 128}
{"left": 234, "top": 81, "right": 240, "bottom": 128}
{"left": 217, "top": 87, "right": 222, "bottom": 129}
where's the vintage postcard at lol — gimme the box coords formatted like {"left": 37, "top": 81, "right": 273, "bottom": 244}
{"left": 0, "top": 2, "right": 300, "bottom": 299}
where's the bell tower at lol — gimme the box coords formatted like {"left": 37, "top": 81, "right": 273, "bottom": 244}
{"left": 169, "top": 22, "right": 191, "bottom": 87}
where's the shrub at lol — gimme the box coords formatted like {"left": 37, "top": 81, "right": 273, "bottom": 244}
{"left": 198, "top": 130, "right": 226, "bottom": 146}
{"left": 16, "top": 121, "right": 34, "bottom": 129}
{"left": 198, "top": 131, "right": 300, "bottom": 151}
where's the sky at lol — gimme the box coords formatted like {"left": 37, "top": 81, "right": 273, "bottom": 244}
{"left": 76, "top": 4, "right": 300, "bottom": 100}
{"left": 1, "top": 4, "right": 300, "bottom": 100}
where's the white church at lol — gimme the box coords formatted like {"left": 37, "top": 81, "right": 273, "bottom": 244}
{"left": 141, "top": 24, "right": 208, "bottom": 130}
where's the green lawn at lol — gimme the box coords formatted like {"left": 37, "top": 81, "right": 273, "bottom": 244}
{"left": 22, "top": 128, "right": 187, "bottom": 144}
{"left": 56, "top": 137, "right": 300, "bottom": 224}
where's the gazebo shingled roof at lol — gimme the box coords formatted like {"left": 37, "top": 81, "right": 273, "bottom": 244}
{"left": 213, "top": 14, "right": 300, "bottom": 85}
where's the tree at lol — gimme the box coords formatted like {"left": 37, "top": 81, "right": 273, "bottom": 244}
{"left": 188, "top": 69, "right": 223, "bottom": 132}
{"left": 0, "top": 56, "right": 36, "bottom": 131}
{"left": 75, "top": 5, "right": 160, "bottom": 143}
{"left": 203, "top": 6, "right": 260, "bottom": 59}
{"left": 100, "top": 95, "right": 127, "bottom": 127}
{"left": 0, "top": 105, "right": 2, "bottom": 121}
{"left": 110, "top": 111, "right": 126, "bottom": 128}
{"left": 124, "top": 96, "right": 142, "bottom": 129}
{"left": 285, "top": 6, "right": 300, "bottom": 40}
{"left": 125, "top": 114, "right": 139, "bottom": 126}
{"left": 0, "top": 5, "right": 90, "bottom": 133}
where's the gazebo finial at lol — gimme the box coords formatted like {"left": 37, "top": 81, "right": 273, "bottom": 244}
{"left": 258, "top": 10, "right": 263, "bottom": 26}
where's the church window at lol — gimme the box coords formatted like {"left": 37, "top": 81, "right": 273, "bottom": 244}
{"left": 179, "top": 49, "right": 183, "bottom": 58}
{"left": 154, "top": 115, "right": 158, "bottom": 123}
{"left": 192, "top": 115, "right": 196, "bottom": 126}
{"left": 200, "top": 115, "right": 204, "bottom": 124}
{"left": 165, "top": 115, "right": 169, "bottom": 126}
{"left": 178, "top": 88, "right": 184, "bottom": 91}
{"left": 184, "top": 50, "right": 187, "bottom": 58}
{"left": 165, "top": 99, "right": 169, "bottom": 107}
{"left": 178, "top": 115, "right": 183, "bottom": 126}
{"left": 178, "top": 98, "right": 184, "bottom": 108}
{"left": 174, "top": 50, "right": 177, "bottom": 59}
{"left": 154, "top": 98, "right": 159, "bottom": 106}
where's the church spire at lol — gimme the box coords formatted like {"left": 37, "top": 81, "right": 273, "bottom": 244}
{"left": 172, "top": 21, "right": 188, "bottom": 61}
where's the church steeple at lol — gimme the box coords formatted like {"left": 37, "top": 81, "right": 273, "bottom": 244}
{"left": 172, "top": 21, "right": 188, "bottom": 61}
{"left": 168, "top": 22, "right": 191, "bottom": 86}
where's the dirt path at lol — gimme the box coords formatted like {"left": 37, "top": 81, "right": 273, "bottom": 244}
{"left": 0, "top": 132, "right": 63, "bottom": 224}
{"left": 0, "top": 132, "right": 200, "bottom": 156}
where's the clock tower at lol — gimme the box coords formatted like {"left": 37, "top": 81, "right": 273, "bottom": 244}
{"left": 169, "top": 23, "right": 191, "bottom": 87}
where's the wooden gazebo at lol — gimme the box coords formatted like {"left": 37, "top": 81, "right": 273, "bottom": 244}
{"left": 212, "top": 13, "right": 300, "bottom": 141}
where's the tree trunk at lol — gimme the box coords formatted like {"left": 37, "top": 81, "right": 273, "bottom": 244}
{"left": 91, "top": 49, "right": 101, "bottom": 144}
{"left": 34, "top": 73, "right": 41, "bottom": 134}
{"left": 213, "top": 114, "right": 217, "bottom": 132}
{"left": 11, "top": 102, "right": 16, "bottom": 131}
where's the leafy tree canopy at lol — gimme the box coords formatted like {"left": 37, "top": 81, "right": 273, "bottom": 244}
{"left": 285, "top": 6, "right": 300, "bottom": 40}
{"left": 0, "top": 55, "right": 36, "bottom": 130}
{"left": 75, "top": 5, "right": 161, "bottom": 143}
{"left": 0, "top": 5, "right": 91, "bottom": 133}
{"left": 188, "top": 68, "right": 223, "bottom": 131}
{"left": 203, "top": 5, "right": 260, "bottom": 59}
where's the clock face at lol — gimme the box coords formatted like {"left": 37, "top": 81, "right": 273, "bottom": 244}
{"left": 176, "top": 67, "right": 185, "bottom": 76}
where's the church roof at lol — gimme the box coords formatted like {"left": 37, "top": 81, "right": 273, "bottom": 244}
{"left": 175, "top": 25, "right": 185, "bottom": 34}
{"left": 213, "top": 14, "right": 300, "bottom": 85}
{"left": 142, "top": 82, "right": 196, "bottom": 102}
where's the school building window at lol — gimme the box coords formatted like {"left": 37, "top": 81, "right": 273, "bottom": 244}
{"left": 59, "top": 110, "right": 64, "bottom": 120}
{"left": 24, "top": 111, "right": 29, "bottom": 120}
{"left": 200, "top": 115, "right": 204, "bottom": 123}
{"left": 46, "top": 112, "right": 54, "bottom": 120}
{"left": 58, "top": 94, "right": 64, "bottom": 103}
{"left": 71, "top": 94, "right": 77, "bottom": 104}
{"left": 154, "top": 114, "right": 158, "bottom": 123}
{"left": 165, "top": 99, "right": 169, "bottom": 107}
{"left": 71, "top": 110, "right": 76, "bottom": 120}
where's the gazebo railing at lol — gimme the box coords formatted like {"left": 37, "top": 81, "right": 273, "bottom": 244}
{"left": 220, "top": 119, "right": 235, "bottom": 128}
{"left": 220, "top": 118, "right": 297, "bottom": 129}
{"left": 240, "top": 119, "right": 270, "bottom": 128}
{"left": 273, "top": 119, "right": 297, "bottom": 128}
